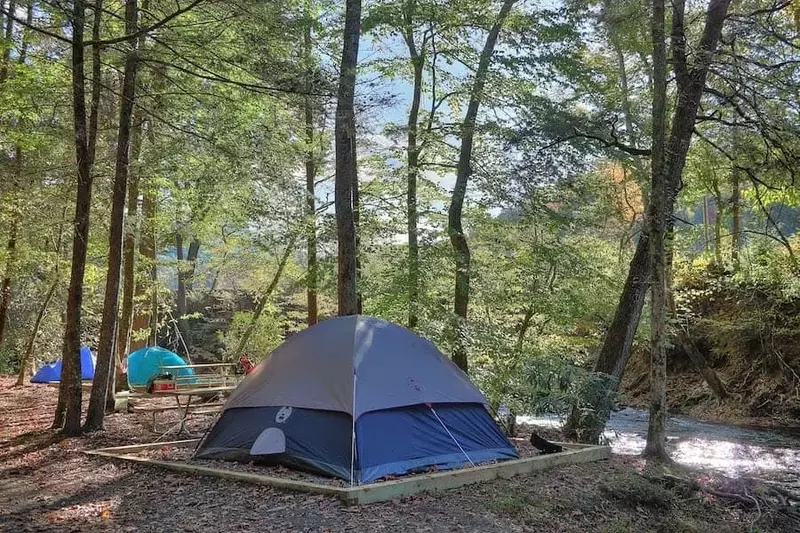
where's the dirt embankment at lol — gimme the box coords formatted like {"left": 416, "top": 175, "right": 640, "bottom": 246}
{"left": 621, "top": 273, "right": 800, "bottom": 432}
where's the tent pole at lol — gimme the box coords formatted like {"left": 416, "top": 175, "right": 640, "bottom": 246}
{"left": 429, "top": 405, "right": 475, "bottom": 467}
{"left": 350, "top": 370, "right": 357, "bottom": 487}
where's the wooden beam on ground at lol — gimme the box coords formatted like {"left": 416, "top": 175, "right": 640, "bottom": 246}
{"left": 342, "top": 444, "right": 611, "bottom": 505}
{"left": 85, "top": 441, "right": 611, "bottom": 505}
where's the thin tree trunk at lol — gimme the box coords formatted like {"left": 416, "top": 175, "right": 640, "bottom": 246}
{"left": 16, "top": 278, "right": 59, "bottom": 386}
{"left": 140, "top": 183, "right": 157, "bottom": 344}
{"left": 644, "top": 0, "right": 669, "bottom": 462}
{"left": 233, "top": 240, "right": 295, "bottom": 357}
{"left": 713, "top": 191, "right": 723, "bottom": 266}
{"left": 174, "top": 232, "right": 191, "bottom": 352}
{"left": 644, "top": 0, "right": 733, "bottom": 460}
{"left": 185, "top": 238, "right": 200, "bottom": 292}
{"left": 404, "top": 1, "right": 423, "bottom": 330}
{"left": 563, "top": 235, "right": 650, "bottom": 442}
{"left": 304, "top": 1, "right": 317, "bottom": 327}
{"left": 116, "top": 112, "right": 144, "bottom": 377}
{"left": 86, "top": 0, "right": 102, "bottom": 169}
{"left": 0, "top": 215, "right": 17, "bottom": 347}
{"left": 54, "top": 0, "right": 93, "bottom": 435}
{"left": 702, "top": 196, "right": 710, "bottom": 252}
{"left": 334, "top": 0, "right": 361, "bottom": 317}
{"left": 0, "top": 0, "right": 14, "bottom": 82}
{"left": 447, "top": 0, "right": 516, "bottom": 372}
{"left": 85, "top": 0, "right": 140, "bottom": 429}
{"left": 731, "top": 165, "right": 741, "bottom": 266}
{"left": 565, "top": 0, "right": 733, "bottom": 446}
{"left": 16, "top": 198, "right": 68, "bottom": 387}
{"left": 0, "top": 0, "right": 26, "bottom": 347}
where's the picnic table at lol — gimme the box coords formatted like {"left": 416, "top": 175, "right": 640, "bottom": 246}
{"left": 150, "top": 385, "right": 237, "bottom": 437}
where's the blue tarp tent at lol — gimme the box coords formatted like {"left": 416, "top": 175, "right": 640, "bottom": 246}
{"left": 127, "top": 346, "right": 194, "bottom": 389}
{"left": 31, "top": 346, "right": 96, "bottom": 383}
{"left": 195, "top": 316, "right": 518, "bottom": 484}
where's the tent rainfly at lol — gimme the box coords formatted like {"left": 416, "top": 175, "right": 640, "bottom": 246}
{"left": 126, "top": 346, "right": 195, "bottom": 390}
{"left": 31, "top": 346, "right": 96, "bottom": 383}
{"left": 195, "top": 315, "right": 518, "bottom": 484}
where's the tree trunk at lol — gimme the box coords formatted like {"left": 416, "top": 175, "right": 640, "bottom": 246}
{"left": 713, "top": 191, "right": 723, "bottom": 266}
{"left": 87, "top": 0, "right": 102, "bottom": 169}
{"left": 644, "top": 0, "right": 669, "bottom": 462}
{"left": 54, "top": 0, "right": 93, "bottom": 435}
{"left": 304, "top": 3, "right": 317, "bottom": 327}
{"left": 185, "top": 238, "right": 200, "bottom": 292}
{"left": 0, "top": 0, "right": 28, "bottom": 347}
{"left": 0, "top": 0, "right": 14, "bottom": 82}
{"left": 16, "top": 199, "right": 69, "bottom": 387}
{"left": 16, "top": 277, "right": 59, "bottom": 386}
{"left": 137, "top": 181, "right": 158, "bottom": 345}
{"left": 334, "top": 0, "right": 361, "bottom": 317}
{"left": 562, "top": 234, "right": 650, "bottom": 442}
{"left": 85, "top": 0, "right": 140, "bottom": 429}
{"left": 174, "top": 232, "right": 193, "bottom": 353}
{"left": 0, "top": 215, "right": 17, "bottom": 347}
{"left": 447, "top": 0, "right": 516, "bottom": 372}
{"left": 565, "top": 0, "right": 732, "bottom": 446}
{"left": 404, "top": 5, "right": 423, "bottom": 330}
{"left": 644, "top": 0, "right": 733, "bottom": 460}
{"left": 116, "top": 112, "right": 144, "bottom": 377}
{"left": 730, "top": 165, "right": 741, "bottom": 266}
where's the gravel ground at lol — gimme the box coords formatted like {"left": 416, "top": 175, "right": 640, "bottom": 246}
{"left": 0, "top": 375, "right": 785, "bottom": 533}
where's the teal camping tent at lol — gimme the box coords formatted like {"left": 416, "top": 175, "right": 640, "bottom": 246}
{"left": 126, "top": 346, "right": 194, "bottom": 389}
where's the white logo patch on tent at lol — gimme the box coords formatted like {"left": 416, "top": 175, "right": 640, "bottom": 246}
{"left": 275, "top": 406, "right": 293, "bottom": 423}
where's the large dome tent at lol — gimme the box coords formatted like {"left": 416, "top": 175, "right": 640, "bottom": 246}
{"left": 126, "top": 346, "right": 195, "bottom": 390}
{"left": 195, "top": 315, "right": 517, "bottom": 484}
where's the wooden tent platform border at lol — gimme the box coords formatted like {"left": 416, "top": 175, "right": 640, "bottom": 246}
{"left": 85, "top": 440, "right": 611, "bottom": 505}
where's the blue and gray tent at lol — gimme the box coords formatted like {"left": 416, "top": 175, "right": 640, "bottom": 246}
{"left": 195, "top": 315, "right": 518, "bottom": 484}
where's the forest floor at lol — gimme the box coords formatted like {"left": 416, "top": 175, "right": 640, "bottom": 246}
{"left": 0, "top": 375, "right": 793, "bottom": 533}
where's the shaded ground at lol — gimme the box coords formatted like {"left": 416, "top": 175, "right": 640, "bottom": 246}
{"left": 0, "top": 376, "right": 790, "bottom": 533}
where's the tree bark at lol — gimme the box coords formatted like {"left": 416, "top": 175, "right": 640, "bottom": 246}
{"left": 303, "top": 2, "right": 317, "bottom": 327}
{"left": 730, "top": 165, "right": 741, "bottom": 266}
{"left": 137, "top": 179, "right": 158, "bottom": 345}
{"left": 233, "top": 239, "right": 295, "bottom": 357}
{"left": 713, "top": 189, "right": 723, "bottom": 266}
{"left": 644, "top": 0, "right": 669, "bottom": 462}
{"left": 0, "top": 0, "right": 27, "bottom": 347}
{"left": 87, "top": 0, "right": 102, "bottom": 169}
{"left": 0, "top": 215, "right": 17, "bottom": 347}
{"left": 0, "top": 0, "right": 14, "bottom": 83}
{"left": 85, "top": 0, "right": 140, "bottom": 430}
{"left": 447, "top": 0, "right": 516, "bottom": 372}
{"left": 563, "top": 224, "right": 651, "bottom": 443}
{"left": 404, "top": 1, "right": 423, "bottom": 330}
{"left": 644, "top": 0, "right": 733, "bottom": 460}
{"left": 116, "top": 111, "right": 144, "bottom": 377}
{"left": 54, "top": 0, "right": 93, "bottom": 435}
{"left": 174, "top": 232, "right": 194, "bottom": 353}
{"left": 334, "top": 0, "right": 361, "bottom": 317}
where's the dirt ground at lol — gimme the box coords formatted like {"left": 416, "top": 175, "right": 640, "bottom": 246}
{"left": 0, "top": 376, "right": 789, "bottom": 533}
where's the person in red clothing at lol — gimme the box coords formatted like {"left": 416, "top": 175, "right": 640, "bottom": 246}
{"left": 238, "top": 355, "right": 255, "bottom": 375}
